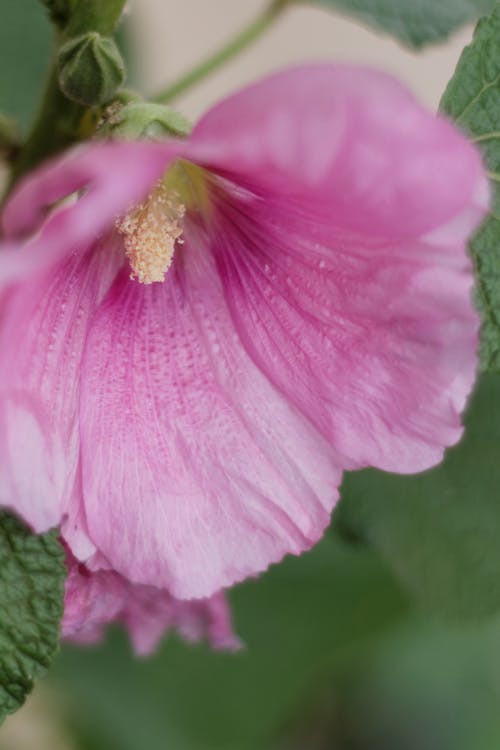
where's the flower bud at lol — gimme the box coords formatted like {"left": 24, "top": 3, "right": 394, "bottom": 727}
{"left": 100, "top": 101, "right": 191, "bottom": 140}
{"left": 57, "top": 32, "right": 125, "bottom": 107}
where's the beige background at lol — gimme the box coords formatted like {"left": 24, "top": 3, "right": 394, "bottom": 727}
{"left": 132, "top": 0, "right": 473, "bottom": 114}
{"left": 2, "top": 2, "right": 473, "bottom": 748}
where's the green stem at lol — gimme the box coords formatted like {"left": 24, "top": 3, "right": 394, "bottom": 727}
{"left": 153, "top": 0, "right": 289, "bottom": 104}
{"left": 64, "top": 0, "right": 127, "bottom": 37}
{"left": 8, "top": 0, "right": 126, "bottom": 190}
{"left": 40, "top": 0, "right": 76, "bottom": 28}
{"left": 8, "top": 65, "right": 80, "bottom": 188}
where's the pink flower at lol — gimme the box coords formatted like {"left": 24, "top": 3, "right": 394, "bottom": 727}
{"left": 62, "top": 549, "right": 240, "bottom": 655}
{"left": 0, "top": 65, "right": 488, "bottom": 640}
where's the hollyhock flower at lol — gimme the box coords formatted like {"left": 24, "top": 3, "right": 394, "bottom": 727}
{"left": 0, "top": 64, "right": 489, "bottom": 639}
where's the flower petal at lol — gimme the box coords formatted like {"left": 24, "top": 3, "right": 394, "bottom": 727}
{"left": 0, "top": 141, "right": 182, "bottom": 284}
{"left": 205, "top": 188, "right": 480, "bottom": 474}
{"left": 122, "top": 583, "right": 240, "bottom": 656}
{"left": 62, "top": 552, "right": 126, "bottom": 646}
{"left": 0, "top": 235, "right": 121, "bottom": 531}
{"left": 62, "top": 551, "right": 240, "bottom": 655}
{"left": 190, "top": 64, "right": 487, "bottom": 242}
{"left": 78, "top": 240, "right": 341, "bottom": 599}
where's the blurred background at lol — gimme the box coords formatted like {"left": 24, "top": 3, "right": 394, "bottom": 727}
{"left": 2, "top": 2, "right": 500, "bottom": 749}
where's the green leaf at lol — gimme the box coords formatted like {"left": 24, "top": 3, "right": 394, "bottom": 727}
{"left": 284, "top": 617, "right": 500, "bottom": 750}
{"left": 0, "top": 0, "right": 52, "bottom": 129}
{"left": 334, "top": 374, "right": 500, "bottom": 619}
{"left": 440, "top": 6, "right": 500, "bottom": 372}
{"left": 0, "top": 512, "right": 65, "bottom": 723}
{"left": 306, "top": 0, "right": 496, "bottom": 49}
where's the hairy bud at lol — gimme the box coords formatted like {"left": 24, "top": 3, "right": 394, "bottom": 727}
{"left": 58, "top": 32, "right": 125, "bottom": 107}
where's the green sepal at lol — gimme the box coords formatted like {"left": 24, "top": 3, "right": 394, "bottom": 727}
{"left": 100, "top": 101, "right": 191, "bottom": 139}
{"left": 57, "top": 32, "right": 125, "bottom": 107}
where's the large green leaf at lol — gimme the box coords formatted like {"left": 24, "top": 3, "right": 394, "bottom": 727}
{"left": 0, "top": 0, "right": 52, "bottom": 129}
{"left": 305, "top": 0, "right": 496, "bottom": 49}
{"left": 0, "top": 512, "right": 65, "bottom": 723}
{"left": 441, "top": 6, "right": 500, "bottom": 372}
{"left": 282, "top": 617, "right": 500, "bottom": 750}
{"left": 334, "top": 375, "right": 500, "bottom": 619}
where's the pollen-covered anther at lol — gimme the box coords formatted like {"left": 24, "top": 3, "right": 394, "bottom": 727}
{"left": 116, "top": 185, "right": 186, "bottom": 284}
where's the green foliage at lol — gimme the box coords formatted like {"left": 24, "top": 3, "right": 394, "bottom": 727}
{"left": 53, "top": 518, "right": 500, "bottom": 750}
{"left": 334, "top": 375, "right": 500, "bottom": 619}
{"left": 53, "top": 538, "right": 407, "bottom": 750}
{"left": 7, "top": 0, "right": 130, "bottom": 188}
{"left": 307, "top": 0, "right": 497, "bottom": 48}
{"left": 0, "top": 0, "right": 52, "bottom": 129}
{"left": 0, "top": 512, "right": 65, "bottom": 723}
{"left": 441, "top": 6, "right": 500, "bottom": 372}
{"left": 281, "top": 617, "right": 500, "bottom": 750}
